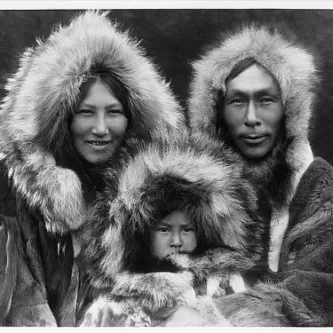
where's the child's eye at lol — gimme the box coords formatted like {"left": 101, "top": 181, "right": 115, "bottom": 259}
{"left": 157, "top": 227, "right": 169, "bottom": 233}
{"left": 182, "top": 227, "right": 194, "bottom": 233}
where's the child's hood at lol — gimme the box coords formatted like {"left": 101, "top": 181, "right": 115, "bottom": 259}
{"left": 87, "top": 135, "right": 270, "bottom": 286}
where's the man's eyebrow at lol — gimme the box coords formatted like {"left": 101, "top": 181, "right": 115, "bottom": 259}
{"left": 226, "top": 88, "right": 280, "bottom": 96}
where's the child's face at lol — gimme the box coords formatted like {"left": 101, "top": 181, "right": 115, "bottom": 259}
{"left": 150, "top": 210, "right": 197, "bottom": 260}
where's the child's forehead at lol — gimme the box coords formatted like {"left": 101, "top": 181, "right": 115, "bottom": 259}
{"left": 159, "top": 210, "right": 194, "bottom": 226}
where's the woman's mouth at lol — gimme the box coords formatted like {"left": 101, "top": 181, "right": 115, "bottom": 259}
{"left": 86, "top": 141, "right": 111, "bottom": 149}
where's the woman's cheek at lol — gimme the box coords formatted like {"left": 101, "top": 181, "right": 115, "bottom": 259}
{"left": 110, "top": 116, "right": 128, "bottom": 136}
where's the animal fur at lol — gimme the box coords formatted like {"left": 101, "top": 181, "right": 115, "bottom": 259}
{"left": 0, "top": 11, "right": 184, "bottom": 234}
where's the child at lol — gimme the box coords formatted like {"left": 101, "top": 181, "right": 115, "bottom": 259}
{"left": 78, "top": 136, "right": 271, "bottom": 326}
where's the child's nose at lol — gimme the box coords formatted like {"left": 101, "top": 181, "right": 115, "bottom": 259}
{"left": 171, "top": 232, "right": 182, "bottom": 247}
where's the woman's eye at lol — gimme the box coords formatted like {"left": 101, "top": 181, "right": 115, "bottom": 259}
{"left": 229, "top": 98, "right": 244, "bottom": 105}
{"left": 108, "top": 109, "right": 123, "bottom": 115}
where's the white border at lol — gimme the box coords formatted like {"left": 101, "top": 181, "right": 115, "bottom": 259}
{"left": 1, "top": 0, "right": 333, "bottom": 10}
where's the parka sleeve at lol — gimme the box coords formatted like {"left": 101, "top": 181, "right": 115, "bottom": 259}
{"left": 213, "top": 158, "right": 333, "bottom": 327}
{"left": 0, "top": 215, "right": 57, "bottom": 326}
{"left": 213, "top": 249, "right": 333, "bottom": 326}
{"left": 0, "top": 215, "right": 17, "bottom": 325}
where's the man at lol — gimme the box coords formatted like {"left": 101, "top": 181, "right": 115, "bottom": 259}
{"left": 186, "top": 23, "right": 333, "bottom": 326}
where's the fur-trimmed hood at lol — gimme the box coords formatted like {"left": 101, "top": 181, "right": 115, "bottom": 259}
{"left": 80, "top": 135, "right": 270, "bottom": 288}
{"left": 188, "top": 23, "right": 318, "bottom": 178}
{"left": 78, "top": 136, "right": 271, "bottom": 326}
{"left": 0, "top": 11, "right": 184, "bottom": 233}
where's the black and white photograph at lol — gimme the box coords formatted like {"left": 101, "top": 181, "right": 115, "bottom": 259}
{"left": 1, "top": 0, "right": 333, "bottom": 327}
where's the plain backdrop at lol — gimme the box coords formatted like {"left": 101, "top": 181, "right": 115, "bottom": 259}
{"left": 0, "top": 9, "right": 333, "bottom": 163}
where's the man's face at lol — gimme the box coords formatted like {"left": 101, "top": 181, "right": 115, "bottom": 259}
{"left": 222, "top": 64, "right": 284, "bottom": 160}
{"left": 150, "top": 210, "right": 197, "bottom": 260}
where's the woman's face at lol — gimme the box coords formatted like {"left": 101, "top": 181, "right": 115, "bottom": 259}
{"left": 71, "top": 78, "right": 128, "bottom": 165}
{"left": 222, "top": 64, "right": 284, "bottom": 160}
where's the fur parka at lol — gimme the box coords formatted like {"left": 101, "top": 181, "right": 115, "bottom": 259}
{"left": 78, "top": 135, "right": 271, "bottom": 326}
{"left": 0, "top": 11, "right": 185, "bottom": 326}
{"left": 187, "top": 23, "right": 333, "bottom": 326}
{"left": 0, "top": 11, "right": 184, "bottom": 234}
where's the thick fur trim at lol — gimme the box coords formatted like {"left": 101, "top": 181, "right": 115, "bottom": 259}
{"left": 82, "top": 135, "right": 270, "bottom": 287}
{"left": 170, "top": 248, "right": 255, "bottom": 284}
{"left": 80, "top": 271, "right": 231, "bottom": 327}
{"left": 115, "top": 136, "right": 268, "bottom": 258}
{"left": 188, "top": 23, "right": 318, "bottom": 143}
{"left": 111, "top": 271, "right": 195, "bottom": 310}
{"left": 0, "top": 11, "right": 184, "bottom": 233}
{"left": 188, "top": 23, "right": 316, "bottom": 180}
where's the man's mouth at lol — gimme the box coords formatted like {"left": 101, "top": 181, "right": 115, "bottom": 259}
{"left": 240, "top": 135, "right": 267, "bottom": 144}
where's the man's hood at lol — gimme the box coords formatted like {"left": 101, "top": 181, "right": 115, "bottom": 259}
{"left": 188, "top": 23, "right": 318, "bottom": 175}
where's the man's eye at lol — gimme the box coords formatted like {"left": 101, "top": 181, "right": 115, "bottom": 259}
{"left": 260, "top": 97, "right": 275, "bottom": 104}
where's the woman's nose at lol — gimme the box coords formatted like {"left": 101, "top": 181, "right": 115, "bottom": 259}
{"left": 244, "top": 101, "right": 261, "bottom": 127}
{"left": 92, "top": 114, "right": 108, "bottom": 136}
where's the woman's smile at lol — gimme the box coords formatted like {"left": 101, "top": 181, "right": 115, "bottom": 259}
{"left": 86, "top": 140, "right": 112, "bottom": 149}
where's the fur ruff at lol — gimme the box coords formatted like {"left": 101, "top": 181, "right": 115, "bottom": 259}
{"left": 0, "top": 11, "right": 184, "bottom": 234}
{"left": 81, "top": 271, "right": 231, "bottom": 327}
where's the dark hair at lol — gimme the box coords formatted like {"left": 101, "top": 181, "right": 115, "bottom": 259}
{"left": 75, "top": 71, "right": 131, "bottom": 124}
{"left": 226, "top": 57, "right": 258, "bottom": 84}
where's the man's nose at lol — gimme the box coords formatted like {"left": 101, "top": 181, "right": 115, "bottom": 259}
{"left": 92, "top": 114, "right": 108, "bottom": 135}
{"left": 244, "top": 101, "right": 261, "bottom": 127}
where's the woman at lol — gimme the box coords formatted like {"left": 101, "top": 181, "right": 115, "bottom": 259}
{"left": 186, "top": 23, "right": 333, "bottom": 326}
{"left": 0, "top": 11, "right": 184, "bottom": 326}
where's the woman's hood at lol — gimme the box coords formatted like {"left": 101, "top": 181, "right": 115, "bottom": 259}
{"left": 0, "top": 11, "right": 183, "bottom": 153}
{"left": 188, "top": 23, "right": 318, "bottom": 176}
{"left": 87, "top": 135, "right": 270, "bottom": 284}
{"left": 0, "top": 11, "right": 184, "bottom": 234}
